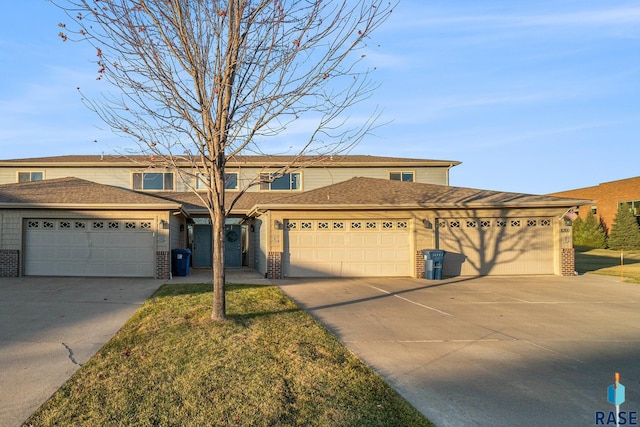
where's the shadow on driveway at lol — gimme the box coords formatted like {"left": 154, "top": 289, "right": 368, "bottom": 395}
{"left": 277, "top": 274, "right": 640, "bottom": 427}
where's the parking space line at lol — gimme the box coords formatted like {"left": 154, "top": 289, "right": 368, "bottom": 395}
{"left": 368, "top": 285, "right": 452, "bottom": 316}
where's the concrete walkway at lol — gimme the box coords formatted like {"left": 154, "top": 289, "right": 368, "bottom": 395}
{"left": 277, "top": 274, "right": 640, "bottom": 427}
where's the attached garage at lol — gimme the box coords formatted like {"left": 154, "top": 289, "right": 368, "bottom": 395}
{"left": 283, "top": 219, "right": 411, "bottom": 277}
{"left": 24, "top": 218, "right": 155, "bottom": 277}
{"left": 437, "top": 217, "right": 555, "bottom": 276}
{"left": 251, "top": 177, "right": 590, "bottom": 279}
{"left": 0, "top": 177, "right": 184, "bottom": 279}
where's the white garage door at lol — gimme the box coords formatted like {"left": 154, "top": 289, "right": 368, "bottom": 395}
{"left": 283, "top": 219, "right": 411, "bottom": 277}
{"left": 24, "top": 219, "right": 155, "bottom": 277}
{"left": 437, "top": 217, "right": 554, "bottom": 276}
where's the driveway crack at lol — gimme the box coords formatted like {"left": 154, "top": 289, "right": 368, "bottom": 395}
{"left": 62, "top": 342, "right": 84, "bottom": 367}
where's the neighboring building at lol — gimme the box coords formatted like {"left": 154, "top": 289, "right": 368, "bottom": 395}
{"left": 0, "top": 155, "right": 588, "bottom": 279}
{"left": 549, "top": 176, "right": 640, "bottom": 232}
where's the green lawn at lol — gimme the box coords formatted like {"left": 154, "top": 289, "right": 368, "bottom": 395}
{"left": 575, "top": 248, "right": 640, "bottom": 283}
{"left": 25, "top": 283, "right": 433, "bottom": 427}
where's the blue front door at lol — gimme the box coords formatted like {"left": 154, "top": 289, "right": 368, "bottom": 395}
{"left": 192, "top": 225, "right": 212, "bottom": 268}
{"left": 224, "top": 225, "right": 242, "bottom": 268}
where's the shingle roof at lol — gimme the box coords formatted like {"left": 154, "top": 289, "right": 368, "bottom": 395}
{"left": 149, "top": 191, "right": 286, "bottom": 214}
{"left": 0, "top": 177, "right": 180, "bottom": 208}
{"left": 252, "top": 177, "right": 592, "bottom": 210}
{"left": 0, "top": 154, "right": 460, "bottom": 168}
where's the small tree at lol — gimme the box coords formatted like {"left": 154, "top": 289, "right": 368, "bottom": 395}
{"left": 52, "top": 0, "right": 396, "bottom": 320}
{"left": 572, "top": 210, "right": 607, "bottom": 249}
{"left": 608, "top": 204, "right": 640, "bottom": 250}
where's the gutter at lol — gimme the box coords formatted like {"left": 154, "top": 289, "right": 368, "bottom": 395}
{"left": 0, "top": 203, "right": 182, "bottom": 210}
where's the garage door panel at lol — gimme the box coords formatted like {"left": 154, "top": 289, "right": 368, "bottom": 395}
{"left": 25, "top": 219, "right": 155, "bottom": 277}
{"left": 438, "top": 217, "right": 554, "bottom": 276}
{"left": 284, "top": 219, "right": 410, "bottom": 278}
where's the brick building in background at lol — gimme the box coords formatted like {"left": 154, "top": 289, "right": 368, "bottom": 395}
{"left": 549, "top": 176, "right": 640, "bottom": 232}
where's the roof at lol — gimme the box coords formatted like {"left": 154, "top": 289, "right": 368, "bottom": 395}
{"left": 251, "top": 177, "right": 593, "bottom": 211}
{"left": 0, "top": 176, "right": 591, "bottom": 216}
{"left": 0, "top": 177, "right": 181, "bottom": 209}
{"left": 0, "top": 154, "right": 460, "bottom": 168}
{"left": 549, "top": 175, "right": 640, "bottom": 196}
{"left": 150, "top": 191, "right": 286, "bottom": 215}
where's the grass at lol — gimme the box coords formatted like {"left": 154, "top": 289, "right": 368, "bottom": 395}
{"left": 25, "top": 283, "right": 433, "bottom": 427}
{"left": 575, "top": 247, "right": 640, "bottom": 283}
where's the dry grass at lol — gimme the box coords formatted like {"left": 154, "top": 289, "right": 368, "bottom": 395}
{"left": 25, "top": 283, "right": 432, "bottom": 427}
{"left": 575, "top": 248, "right": 640, "bottom": 283}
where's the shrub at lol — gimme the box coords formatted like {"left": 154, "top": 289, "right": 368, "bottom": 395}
{"left": 573, "top": 210, "right": 607, "bottom": 249}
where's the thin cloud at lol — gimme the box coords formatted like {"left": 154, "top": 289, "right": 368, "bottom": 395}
{"left": 408, "top": 6, "right": 640, "bottom": 29}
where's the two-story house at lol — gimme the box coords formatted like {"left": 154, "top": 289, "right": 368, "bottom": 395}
{"left": 0, "top": 155, "right": 589, "bottom": 279}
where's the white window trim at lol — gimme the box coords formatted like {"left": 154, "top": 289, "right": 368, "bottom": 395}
{"left": 195, "top": 172, "right": 239, "bottom": 190}
{"left": 388, "top": 171, "right": 415, "bottom": 182}
{"left": 17, "top": 171, "right": 45, "bottom": 183}
{"left": 132, "top": 171, "right": 175, "bottom": 191}
{"left": 259, "top": 171, "right": 302, "bottom": 191}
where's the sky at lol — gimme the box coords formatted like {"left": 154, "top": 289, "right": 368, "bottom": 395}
{"left": 1, "top": 1, "right": 639, "bottom": 195}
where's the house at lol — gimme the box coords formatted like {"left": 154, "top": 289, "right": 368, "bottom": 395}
{"left": 0, "top": 155, "right": 589, "bottom": 279}
{"left": 549, "top": 176, "right": 640, "bottom": 233}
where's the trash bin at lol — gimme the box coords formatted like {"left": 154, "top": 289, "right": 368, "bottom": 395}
{"left": 171, "top": 248, "right": 191, "bottom": 277}
{"left": 422, "top": 249, "right": 446, "bottom": 280}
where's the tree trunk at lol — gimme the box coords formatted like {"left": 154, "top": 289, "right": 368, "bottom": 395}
{"left": 211, "top": 200, "right": 226, "bottom": 320}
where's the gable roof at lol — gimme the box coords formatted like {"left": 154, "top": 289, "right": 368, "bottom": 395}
{"left": 149, "top": 191, "right": 286, "bottom": 215}
{"left": 0, "top": 154, "right": 460, "bottom": 168}
{"left": 251, "top": 177, "right": 592, "bottom": 212}
{"left": 0, "top": 177, "right": 181, "bottom": 209}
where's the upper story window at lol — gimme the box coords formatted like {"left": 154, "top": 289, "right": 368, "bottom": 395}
{"left": 132, "top": 172, "right": 174, "bottom": 191}
{"left": 389, "top": 171, "right": 414, "bottom": 182}
{"left": 18, "top": 171, "right": 44, "bottom": 182}
{"left": 260, "top": 172, "right": 301, "bottom": 191}
{"left": 196, "top": 172, "right": 239, "bottom": 190}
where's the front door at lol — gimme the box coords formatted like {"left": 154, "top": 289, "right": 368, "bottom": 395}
{"left": 224, "top": 225, "right": 242, "bottom": 268}
{"left": 192, "top": 225, "right": 212, "bottom": 268}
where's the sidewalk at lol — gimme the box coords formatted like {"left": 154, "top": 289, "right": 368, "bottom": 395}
{"left": 165, "top": 267, "right": 273, "bottom": 286}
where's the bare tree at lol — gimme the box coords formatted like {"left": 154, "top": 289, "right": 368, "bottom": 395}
{"left": 52, "top": 0, "right": 395, "bottom": 320}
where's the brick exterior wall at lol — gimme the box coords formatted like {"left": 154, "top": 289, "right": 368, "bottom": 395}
{"left": 416, "top": 250, "right": 425, "bottom": 279}
{"left": 561, "top": 248, "right": 575, "bottom": 276}
{"left": 267, "top": 252, "right": 282, "bottom": 279}
{"left": 0, "top": 250, "right": 19, "bottom": 277}
{"left": 550, "top": 176, "right": 640, "bottom": 232}
{"left": 156, "top": 251, "right": 170, "bottom": 279}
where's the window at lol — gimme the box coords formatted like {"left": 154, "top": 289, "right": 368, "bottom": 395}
{"left": 389, "top": 171, "right": 414, "bottom": 182}
{"left": 196, "top": 172, "right": 238, "bottom": 190}
{"left": 259, "top": 172, "right": 301, "bottom": 191}
{"left": 132, "top": 172, "right": 174, "bottom": 190}
{"left": 591, "top": 206, "right": 597, "bottom": 215}
{"left": 18, "top": 171, "right": 44, "bottom": 182}
{"left": 619, "top": 200, "right": 640, "bottom": 216}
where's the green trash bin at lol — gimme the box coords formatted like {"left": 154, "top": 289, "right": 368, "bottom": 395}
{"left": 422, "top": 249, "right": 446, "bottom": 280}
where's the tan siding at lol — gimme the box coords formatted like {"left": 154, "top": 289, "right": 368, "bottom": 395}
{"left": 0, "top": 212, "right": 21, "bottom": 250}
{"left": 1, "top": 164, "right": 450, "bottom": 191}
{"left": 254, "top": 217, "right": 267, "bottom": 274}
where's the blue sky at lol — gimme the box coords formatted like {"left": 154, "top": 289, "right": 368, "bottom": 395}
{"left": 1, "top": 1, "right": 639, "bottom": 195}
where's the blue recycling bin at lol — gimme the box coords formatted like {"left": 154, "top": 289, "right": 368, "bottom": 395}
{"left": 171, "top": 248, "right": 191, "bottom": 277}
{"left": 422, "top": 249, "right": 446, "bottom": 280}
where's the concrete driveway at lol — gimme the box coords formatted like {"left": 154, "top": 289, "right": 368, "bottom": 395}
{"left": 0, "top": 276, "right": 163, "bottom": 427}
{"left": 278, "top": 274, "right": 640, "bottom": 427}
